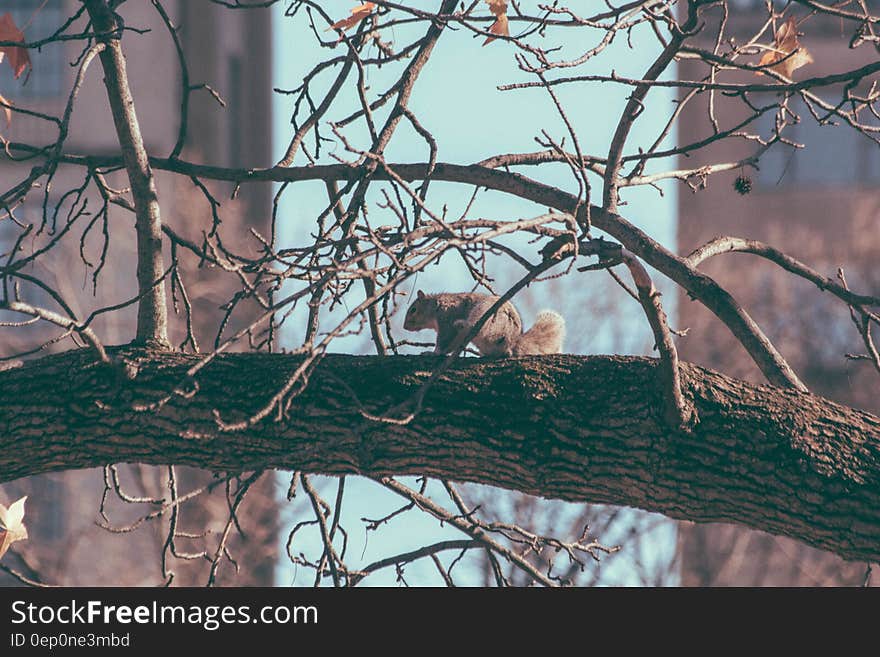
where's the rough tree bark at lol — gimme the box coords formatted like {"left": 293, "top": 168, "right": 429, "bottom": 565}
{"left": 0, "top": 350, "right": 877, "bottom": 562}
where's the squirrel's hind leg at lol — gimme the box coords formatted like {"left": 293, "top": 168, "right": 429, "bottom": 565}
{"left": 467, "top": 318, "right": 514, "bottom": 358}
{"left": 481, "top": 335, "right": 514, "bottom": 358}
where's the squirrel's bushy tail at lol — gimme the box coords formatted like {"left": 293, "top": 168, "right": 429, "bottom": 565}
{"left": 514, "top": 310, "right": 565, "bottom": 355}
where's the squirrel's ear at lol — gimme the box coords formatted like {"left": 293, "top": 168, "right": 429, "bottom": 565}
{"left": 416, "top": 290, "right": 426, "bottom": 300}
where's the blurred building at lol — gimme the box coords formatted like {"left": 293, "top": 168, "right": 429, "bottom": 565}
{"left": 0, "top": 0, "right": 277, "bottom": 585}
{"left": 676, "top": 2, "right": 879, "bottom": 585}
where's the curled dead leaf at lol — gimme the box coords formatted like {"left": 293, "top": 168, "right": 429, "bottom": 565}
{"left": 0, "top": 496, "right": 28, "bottom": 559}
{"left": 486, "top": 0, "right": 508, "bottom": 16}
{"left": 756, "top": 17, "right": 813, "bottom": 80}
{"left": 0, "top": 13, "right": 31, "bottom": 80}
{"left": 483, "top": 0, "right": 509, "bottom": 45}
{"left": 327, "top": 2, "right": 376, "bottom": 38}
{"left": 0, "top": 93, "right": 11, "bottom": 133}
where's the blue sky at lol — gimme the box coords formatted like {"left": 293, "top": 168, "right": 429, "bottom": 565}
{"left": 270, "top": 2, "right": 680, "bottom": 586}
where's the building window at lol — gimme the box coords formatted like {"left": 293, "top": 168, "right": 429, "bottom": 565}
{"left": 228, "top": 54, "right": 243, "bottom": 166}
{"left": 0, "top": 203, "right": 62, "bottom": 322}
{"left": 32, "top": 474, "right": 67, "bottom": 541}
{"left": 728, "top": 0, "right": 779, "bottom": 9}
{"left": 730, "top": 0, "right": 879, "bottom": 10}
{"left": 0, "top": 0, "right": 65, "bottom": 100}
{"left": 756, "top": 101, "right": 880, "bottom": 188}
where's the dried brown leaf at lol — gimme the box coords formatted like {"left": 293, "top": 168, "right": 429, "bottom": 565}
{"left": 327, "top": 2, "right": 376, "bottom": 35}
{"left": 757, "top": 17, "right": 813, "bottom": 80}
{"left": 483, "top": 0, "right": 509, "bottom": 45}
{"left": 0, "top": 13, "right": 31, "bottom": 80}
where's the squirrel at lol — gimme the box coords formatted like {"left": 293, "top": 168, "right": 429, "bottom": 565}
{"left": 403, "top": 290, "right": 565, "bottom": 357}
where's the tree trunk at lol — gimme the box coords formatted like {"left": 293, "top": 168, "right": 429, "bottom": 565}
{"left": 0, "top": 350, "right": 877, "bottom": 562}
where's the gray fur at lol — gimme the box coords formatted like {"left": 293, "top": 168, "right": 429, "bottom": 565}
{"left": 404, "top": 291, "right": 564, "bottom": 356}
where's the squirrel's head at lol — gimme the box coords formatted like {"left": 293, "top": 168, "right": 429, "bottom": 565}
{"left": 403, "top": 290, "right": 435, "bottom": 331}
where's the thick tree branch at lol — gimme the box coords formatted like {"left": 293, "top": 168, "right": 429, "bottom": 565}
{"left": 83, "top": 0, "right": 170, "bottom": 348}
{"left": 0, "top": 350, "right": 876, "bottom": 562}
{"left": 687, "top": 236, "right": 880, "bottom": 308}
{"left": 1, "top": 149, "right": 808, "bottom": 391}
